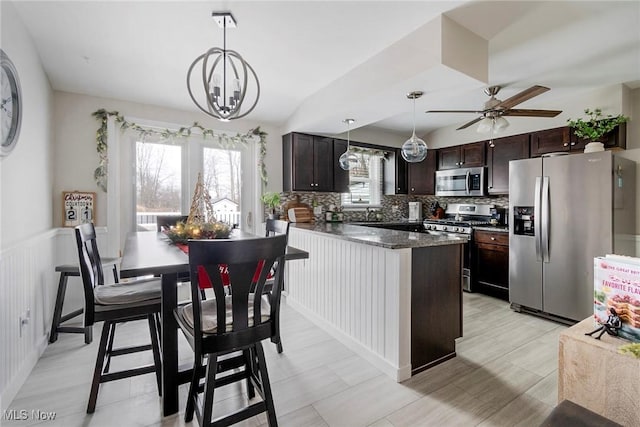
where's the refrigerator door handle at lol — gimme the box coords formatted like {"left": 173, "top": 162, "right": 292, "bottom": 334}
{"left": 541, "top": 176, "right": 550, "bottom": 262}
{"left": 534, "top": 176, "right": 542, "bottom": 261}
{"left": 465, "top": 170, "right": 470, "bottom": 194}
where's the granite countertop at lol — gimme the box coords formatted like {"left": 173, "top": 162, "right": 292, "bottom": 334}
{"left": 290, "top": 222, "right": 466, "bottom": 249}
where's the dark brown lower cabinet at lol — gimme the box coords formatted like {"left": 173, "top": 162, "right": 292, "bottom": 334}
{"left": 474, "top": 230, "right": 509, "bottom": 301}
{"left": 411, "top": 243, "right": 462, "bottom": 374}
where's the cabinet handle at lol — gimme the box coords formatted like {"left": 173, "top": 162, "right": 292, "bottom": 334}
{"left": 570, "top": 142, "right": 575, "bottom": 146}
{"left": 491, "top": 237, "right": 496, "bottom": 241}
{"left": 563, "top": 142, "right": 569, "bottom": 147}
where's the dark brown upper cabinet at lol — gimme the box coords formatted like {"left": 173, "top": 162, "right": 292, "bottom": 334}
{"left": 332, "top": 139, "right": 350, "bottom": 193}
{"left": 486, "top": 134, "right": 530, "bottom": 195}
{"left": 283, "top": 133, "right": 346, "bottom": 192}
{"left": 383, "top": 149, "right": 408, "bottom": 195}
{"left": 438, "top": 142, "right": 485, "bottom": 170}
{"left": 529, "top": 127, "right": 573, "bottom": 157}
{"left": 408, "top": 149, "right": 437, "bottom": 195}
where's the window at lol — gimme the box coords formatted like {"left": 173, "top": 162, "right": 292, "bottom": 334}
{"left": 133, "top": 138, "right": 249, "bottom": 231}
{"left": 203, "top": 147, "right": 242, "bottom": 227}
{"left": 341, "top": 148, "right": 384, "bottom": 208}
{"left": 135, "top": 140, "right": 183, "bottom": 230}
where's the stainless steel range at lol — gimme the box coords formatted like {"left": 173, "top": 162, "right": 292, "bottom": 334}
{"left": 423, "top": 203, "right": 494, "bottom": 292}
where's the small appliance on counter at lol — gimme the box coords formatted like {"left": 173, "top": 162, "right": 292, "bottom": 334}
{"left": 408, "top": 202, "right": 422, "bottom": 221}
{"left": 489, "top": 207, "right": 506, "bottom": 225}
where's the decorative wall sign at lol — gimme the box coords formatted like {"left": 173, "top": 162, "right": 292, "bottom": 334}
{"left": 63, "top": 191, "right": 96, "bottom": 227}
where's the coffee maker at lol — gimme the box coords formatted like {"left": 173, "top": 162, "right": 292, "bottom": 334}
{"left": 490, "top": 207, "right": 506, "bottom": 225}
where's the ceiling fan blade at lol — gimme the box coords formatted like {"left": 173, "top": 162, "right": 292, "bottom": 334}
{"left": 456, "top": 116, "right": 483, "bottom": 130}
{"left": 425, "top": 109, "right": 485, "bottom": 114}
{"left": 494, "top": 85, "right": 550, "bottom": 110}
{"left": 503, "top": 108, "right": 562, "bottom": 117}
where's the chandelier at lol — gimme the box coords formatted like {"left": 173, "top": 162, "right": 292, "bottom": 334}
{"left": 187, "top": 12, "right": 260, "bottom": 121}
{"left": 401, "top": 91, "right": 428, "bottom": 163}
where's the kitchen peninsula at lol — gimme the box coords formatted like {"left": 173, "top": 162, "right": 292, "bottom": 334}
{"left": 285, "top": 222, "right": 465, "bottom": 382}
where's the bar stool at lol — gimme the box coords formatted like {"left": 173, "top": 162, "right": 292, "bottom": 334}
{"left": 49, "top": 259, "right": 119, "bottom": 344}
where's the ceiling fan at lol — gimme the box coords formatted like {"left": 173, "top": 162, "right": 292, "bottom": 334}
{"left": 426, "top": 85, "right": 562, "bottom": 130}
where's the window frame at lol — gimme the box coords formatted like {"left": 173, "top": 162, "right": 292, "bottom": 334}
{"left": 340, "top": 147, "right": 385, "bottom": 210}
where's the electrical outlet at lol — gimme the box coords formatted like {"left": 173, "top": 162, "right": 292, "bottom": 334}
{"left": 19, "top": 309, "right": 30, "bottom": 337}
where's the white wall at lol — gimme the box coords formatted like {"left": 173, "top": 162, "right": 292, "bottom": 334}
{"left": 53, "top": 92, "right": 285, "bottom": 227}
{"left": 0, "top": 0, "right": 55, "bottom": 410}
{"left": 0, "top": 1, "right": 54, "bottom": 249}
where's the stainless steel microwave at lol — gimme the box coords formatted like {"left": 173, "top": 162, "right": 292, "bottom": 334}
{"left": 435, "top": 167, "right": 486, "bottom": 197}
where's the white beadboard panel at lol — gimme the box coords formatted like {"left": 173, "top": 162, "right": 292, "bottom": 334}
{"left": 286, "top": 228, "right": 412, "bottom": 381}
{"left": 0, "top": 227, "right": 110, "bottom": 410}
{"left": 0, "top": 229, "right": 56, "bottom": 410}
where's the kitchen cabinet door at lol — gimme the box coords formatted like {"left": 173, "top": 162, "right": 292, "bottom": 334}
{"left": 461, "top": 142, "right": 485, "bottom": 167}
{"left": 438, "top": 142, "right": 485, "bottom": 170}
{"left": 487, "top": 134, "right": 530, "bottom": 194}
{"left": 474, "top": 230, "right": 509, "bottom": 301}
{"left": 530, "top": 127, "right": 571, "bottom": 157}
{"left": 438, "top": 146, "right": 461, "bottom": 170}
{"left": 333, "top": 139, "right": 350, "bottom": 193}
{"left": 283, "top": 133, "right": 336, "bottom": 192}
{"left": 383, "top": 149, "right": 408, "bottom": 195}
{"left": 408, "top": 149, "right": 437, "bottom": 195}
{"left": 312, "top": 136, "right": 334, "bottom": 192}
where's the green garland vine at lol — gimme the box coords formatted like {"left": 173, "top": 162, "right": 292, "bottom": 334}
{"left": 92, "top": 109, "right": 268, "bottom": 192}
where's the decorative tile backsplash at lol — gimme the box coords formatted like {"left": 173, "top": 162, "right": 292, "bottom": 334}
{"left": 270, "top": 192, "right": 509, "bottom": 222}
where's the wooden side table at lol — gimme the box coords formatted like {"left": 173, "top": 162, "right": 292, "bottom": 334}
{"left": 558, "top": 318, "right": 640, "bottom": 426}
{"left": 49, "top": 260, "right": 118, "bottom": 344}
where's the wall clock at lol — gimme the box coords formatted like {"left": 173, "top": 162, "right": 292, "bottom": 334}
{"left": 1, "top": 49, "right": 22, "bottom": 157}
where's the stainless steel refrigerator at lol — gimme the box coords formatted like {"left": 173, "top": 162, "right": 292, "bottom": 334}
{"left": 509, "top": 151, "right": 636, "bottom": 322}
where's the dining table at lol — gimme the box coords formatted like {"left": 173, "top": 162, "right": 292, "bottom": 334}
{"left": 119, "top": 230, "right": 308, "bottom": 416}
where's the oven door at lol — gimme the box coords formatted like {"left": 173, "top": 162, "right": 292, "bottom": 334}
{"left": 435, "top": 167, "right": 486, "bottom": 197}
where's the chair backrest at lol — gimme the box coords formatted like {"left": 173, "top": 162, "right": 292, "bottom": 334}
{"left": 265, "top": 219, "right": 290, "bottom": 241}
{"left": 156, "top": 215, "right": 189, "bottom": 232}
{"left": 187, "top": 235, "right": 287, "bottom": 348}
{"left": 75, "top": 223, "right": 103, "bottom": 326}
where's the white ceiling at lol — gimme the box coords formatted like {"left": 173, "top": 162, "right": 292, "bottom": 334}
{"left": 12, "top": 0, "right": 640, "bottom": 137}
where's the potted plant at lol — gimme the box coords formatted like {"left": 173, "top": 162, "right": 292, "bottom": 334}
{"left": 261, "top": 191, "right": 281, "bottom": 219}
{"left": 567, "top": 108, "right": 629, "bottom": 152}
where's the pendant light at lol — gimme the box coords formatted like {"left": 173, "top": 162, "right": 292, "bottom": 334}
{"left": 339, "top": 118, "right": 359, "bottom": 170}
{"left": 401, "top": 91, "right": 428, "bottom": 163}
{"left": 187, "top": 12, "right": 260, "bottom": 121}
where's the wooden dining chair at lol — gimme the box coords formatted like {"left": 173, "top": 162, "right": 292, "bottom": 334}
{"left": 265, "top": 219, "right": 290, "bottom": 353}
{"left": 175, "top": 235, "right": 287, "bottom": 427}
{"left": 75, "top": 223, "right": 162, "bottom": 413}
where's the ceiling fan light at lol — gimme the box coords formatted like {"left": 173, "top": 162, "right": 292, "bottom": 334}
{"left": 494, "top": 116, "right": 509, "bottom": 131}
{"left": 401, "top": 134, "right": 428, "bottom": 163}
{"left": 476, "top": 117, "right": 493, "bottom": 133}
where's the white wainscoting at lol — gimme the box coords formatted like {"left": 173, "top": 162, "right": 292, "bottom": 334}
{"left": 286, "top": 227, "right": 412, "bottom": 382}
{"left": 0, "top": 227, "right": 108, "bottom": 410}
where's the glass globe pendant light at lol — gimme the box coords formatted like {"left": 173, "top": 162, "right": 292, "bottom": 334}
{"left": 339, "top": 118, "right": 359, "bottom": 170}
{"left": 401, "top": 91, "right": 428, "bottom": 163}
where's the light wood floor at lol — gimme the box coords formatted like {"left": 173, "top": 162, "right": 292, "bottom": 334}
{"left": 5, "top": 292, "right": 566, "bottom": 426}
